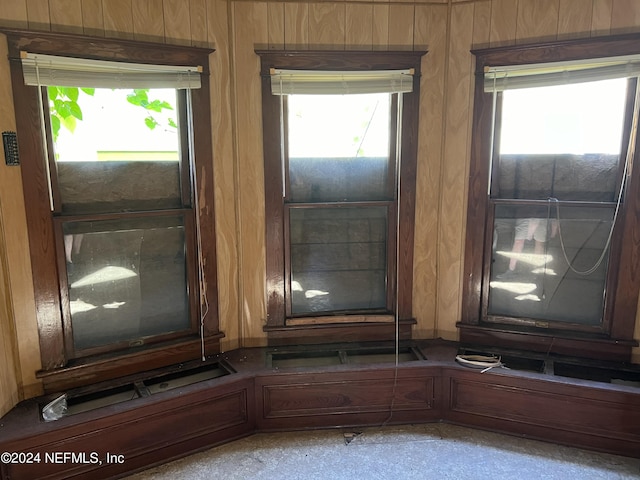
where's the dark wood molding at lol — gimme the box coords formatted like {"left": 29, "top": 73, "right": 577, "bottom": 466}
{"left": 461, "top": 33, "right": 640, "bottom": 362}
{"left": 1, "top": 28, "right": 213, "bottom": 67}
{"left": 9, "top": 54, "right": 66, "bottom": 370}
{"left": 264, "top": 319, "right": 415, "bottom": 345}
{"left": 37, "top": 334, "right": 224, "bottom": 393}
{"left": 3, "top": 28, "right": 221, "bottom": 387}
{"left": 458, "top": 323, "right": 636, "bottom": 362}
{"left": 257, "top": 49, "right": 425, "bottom": 337}
{"left": 2, "top": 341, "right": 639, "bottom": 479}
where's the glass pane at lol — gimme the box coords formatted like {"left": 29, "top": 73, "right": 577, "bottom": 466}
{"left": 495, "top": 79, "right": 628, "bottom": 201}
{"left": 49, "top": 87, "right": 182, "bottom": 213}
{"left": 289, "top": 206, "right": 388, "bottom": 315}
{"left": 287, "top": 93, "right": 392, "bottom": 202}
{"left": 489, "top": 204, "right": 613, "bottom": 326}
{"left": 63, "top": 216, "right": 190, "bottom": 351}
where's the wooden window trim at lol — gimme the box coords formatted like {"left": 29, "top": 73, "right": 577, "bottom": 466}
{"left": 257, "top": 50, "right": 425, "bottom": 344}
{"left": 3, "top": 28, "right": 221, "bottom": 391}
{"left": 460, "top": 33, "right": 640, "bottom": 362}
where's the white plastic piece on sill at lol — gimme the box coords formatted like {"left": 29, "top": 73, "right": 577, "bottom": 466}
{"left": 42, "top": 394, "right": 67, "bottom": 422}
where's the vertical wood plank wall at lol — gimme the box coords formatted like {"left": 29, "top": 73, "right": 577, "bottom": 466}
{"left": 1, "top": 0, "right": 640, "bottom": 413}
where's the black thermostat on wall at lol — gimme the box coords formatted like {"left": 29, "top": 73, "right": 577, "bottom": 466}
{"left": 2, "top": 131, "right": 19, "bottom": 166}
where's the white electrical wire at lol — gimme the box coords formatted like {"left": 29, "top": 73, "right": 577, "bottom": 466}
{"left": 551, "top": 77, "right": 639, "bottom": 276}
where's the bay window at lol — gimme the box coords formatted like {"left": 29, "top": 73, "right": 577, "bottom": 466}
{"left": 461, "top": 35, "right": 640, "bottom": 361}
{"left": 5, "top": 29, "right": 220, "bottom": 391}
{"left": 258, "top": 51, "right": 424, "bottom": 344}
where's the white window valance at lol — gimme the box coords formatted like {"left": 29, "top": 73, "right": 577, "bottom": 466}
{"left": 21, "top": 52, "right": 202, "bottom": 89}
{"left": 484, "top": 54, "right": 640, "bottom": 92}
{"left": 270, "top": 68, "right": 414, "bottom": 95}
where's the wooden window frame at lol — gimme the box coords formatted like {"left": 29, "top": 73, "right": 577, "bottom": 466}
{"left": 3, "top": 29, "right": 221, "bottom": 392}
{"left": 460, "top": 34, "right": 640, "bottom": 362}
{"left": 257, "top": 50, "right": 425, "bottom": 345}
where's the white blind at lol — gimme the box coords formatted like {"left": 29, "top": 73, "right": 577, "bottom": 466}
{"left": 484, "top": 54, "right": 640, "bottom": 92}
{"left": 270, "top": 68, "right": 414, "bottom": 95}
{"left": 21, "top": 52, "right": 202, "bottom": 89}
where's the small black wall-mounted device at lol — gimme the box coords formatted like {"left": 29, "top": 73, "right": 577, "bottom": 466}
{"left": 2, "top": 131, "right": 19, "bottom": 166}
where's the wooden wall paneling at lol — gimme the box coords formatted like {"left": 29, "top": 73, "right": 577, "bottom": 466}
{"left": 26, "top": 0, "right": 51, "bottom": 31}
{"left": 438, "top": 2, "right": 476, "bottom": 341}
{"left": 558, "top": 0, "right": 593, "bottom": 39}
{"left": 164, "top": 0, "right": 192, "bottom": 45}
{"left": 0, "top": 0, "right": 28, "bottom": 29}
{"left": 49, "top": 0, "right": 83, "bottom": 34}
{"left": 0, "top": 199, "right": 20, "bottom": 418}
{"left": 208, "top": 0, "right": 241, "bottom": 350}
{"left": 232, "top": 1, "right": 268, "bottom": 346}
{"left": 473, "top": 0, "right": 491, "bottom": 48}
{"left": 284, "top": 3, "right": 309, "bottom": 49}
{"left": 372, "top": 1, "right": 389, "bottom": 50}
{"left": 0, "top": 35, "right": 42, "bottom": 399}
{"left": 308, "top": 3, "right": 346, "bottom": 49}
{"left": 345, "top": 4, "right": 373, "bottom": 50}
{"left": 267, "top": 2, "right": 285, "bottom": 50}
{"left": 132, "top": 0, "right": 165, "bottom": 43}
{"left": 388, "top": 4, "right": 415, "bottom": 49}
{"left": 190, "top": 0, "right": 209, "bottom": 47}
{"left": 611, "top": 0, "right": 640, "bottom": 33}
{"left": 412, "top": 4, "right": 448, "bottom": 339}
{"left": 515, "top": 0, "right": 559, "bottom": 43}
{"left": 489, "top": 0, "right": 518, "bottom": 47}
{"left": 102, "top": 0, "right": 134, "bottom": 39}
{"left": 81, "top": 0, "right": 105, "bottom": 37}
{"left": 591, "top": 0, "right": 613, "bottom": 35}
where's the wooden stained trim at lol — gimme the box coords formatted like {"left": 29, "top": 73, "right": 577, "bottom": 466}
{"left": 261, "top": 69, "right": 286, "bottom": 328}
{"left": 461, "top": 33, "right": 640, "bottom": 361}
{"left": 257, "top": 49, "right": 426, "bottom": 337}
{"left": 3, "top": 27, "right": 220, "bottom": 387}
{"left": 8, "top": 57, "right": 66, "bottom": 370}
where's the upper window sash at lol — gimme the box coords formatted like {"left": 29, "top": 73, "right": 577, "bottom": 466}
{"left": 270, "top": 68, "right": 414, "bottom": 95}
{"left": 484, "top": 54, "right": 640, "bottom": 92}
{"left": 21, "top": 52, "right": 202, "bottom": 89}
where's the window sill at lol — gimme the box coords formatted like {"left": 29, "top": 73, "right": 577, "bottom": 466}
{"left": 457, "top": 322, "right": 637, "bottom": 362}
{"left": 36, "top": 334, "right": 224, "bottom": 393}
{"left": 264, "top": 318, "right": 416, "bottom": 346}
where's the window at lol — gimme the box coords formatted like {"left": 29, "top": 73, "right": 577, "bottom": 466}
{"left": 258, "top": 51, "right": 424, "bottom": 343}
{"left": 461, "top": 36, "right": 640, "bottom": 361}
{"left": 5, "top": 30, "right": 220, "bottom": 390}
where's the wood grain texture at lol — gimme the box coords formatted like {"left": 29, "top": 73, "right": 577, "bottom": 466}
{"left": 611, "top": 0, "right": 640, "bottom": 33}
{"left": 388, "top": 4, "right": 415, "bottom": 49}
{"left": 132, "top": 0, "right": 165, "bottom": 43}
{"left": 81, "top": 0, "right": 105, "bottom": 36}
{"left": 207, "top": 0, "right": 241, "bottom": 351}
{"left": 413, "top": 4, "right": 447, "bottom": 339}
{"left": 164, "top": 0, "right": 192, "bottom": 45}
{"left": 49, "top": 0, "right": 83, "bottom": 34}
{"left": 489, "top": 0, "right": 518, "bottom": 46}
{"left": 102, "top": 0, "right": 134, "bottom": 39}
{"left": 309, "top": 3, "right": 345, "bottom": 49}
{"left": 439, "top": 2, "right": 475, "bottom": 341}
{"left": 0, "top": 0, "right": 28, "bottom": 29}
{"left": 372, "top": 3, "right": 390, "bottom": 50}
{"left": 284, "top": 3, "right": 308, "bottom": 49}
{"left": 0, "top": 153, "right": 20, "bottom": 417}
{"left": 190, "top": 0, "right": 208, "bottom": 47}
{"left": 232, "top": 1, "right": 268, "bottom": 346}
{"left": 515, "top": 0, "right": 559, "bottom": 43}
{"left": 267, "top": 2, "right": 285, "bottom": 49}
{"left": 26, "top": 0, "right": 51, "bottom": 31}
{"left": 0, "top": 35, "right": 42, "bottom": 398}
{"left": 345, "top": 4, "right": 373, "bottom": 49}
{"left": 558, "top": 0, "right": 593, "bottom": 39}
{"left": 591, "top": 0, "right": 613, "bottom": 36}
